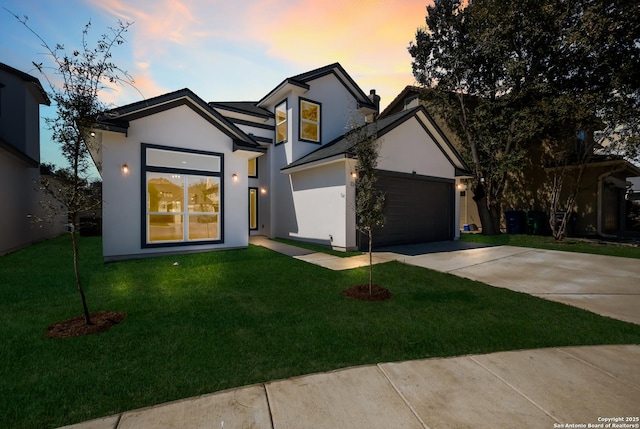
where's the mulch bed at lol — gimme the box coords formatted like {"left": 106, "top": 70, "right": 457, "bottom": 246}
{"left": 45, "top": 311, "right": 127, "bottom": 339}
{"left": 342, "top": 284, "right": 392, "bottom": 302}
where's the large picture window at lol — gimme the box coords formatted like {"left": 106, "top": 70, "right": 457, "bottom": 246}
{"left": 299, "top": 98, "right": 321, "bottom": 143}
{"left": 143, "top": 144, "right": 223, "bottom": 246}
{"left": 275, "top": 100, "right": 287, "bottom": 144}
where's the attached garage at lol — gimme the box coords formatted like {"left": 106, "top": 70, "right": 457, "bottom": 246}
{"left": 281, "top": 105, "right": 470, "bottom": 252}
{"left": 365, "top": 171, "right": 455, "bottom": 249}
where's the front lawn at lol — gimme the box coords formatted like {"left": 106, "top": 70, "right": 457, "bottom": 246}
{"left": 2, "top": 235, "right": 640, "bottom": 428}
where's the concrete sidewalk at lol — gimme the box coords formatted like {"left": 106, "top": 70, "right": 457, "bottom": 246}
{"left": 60, "top": 345, "right": 640, "bottom": 429}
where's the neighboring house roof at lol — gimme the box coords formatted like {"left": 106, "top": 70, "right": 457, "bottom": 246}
{"left": 97, "top": 88, "right": 264, "bottom": 153}
{"left": 545, "top": 154, "right": 640, "bottom": 178}
{"left": 0, "top": 62, "right": 51, "bottom": 105}
{"left": 257, "top": 62, "right": 377, "bottom": 112}
{"left": 377, "top": 85, "right": 422, "bottom": 119}
{"left": 281, "top": 105, "right": 471, "bottom": 176}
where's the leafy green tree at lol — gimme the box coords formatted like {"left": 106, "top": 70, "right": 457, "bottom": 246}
{"left": 409, "top": 0, "right": 640, "bottom": 237}
{"left": 11, "top": 11, "right": 134, "bottom": 324}
{"left": 349, "top": 124, "right": 385, "bottom": 293}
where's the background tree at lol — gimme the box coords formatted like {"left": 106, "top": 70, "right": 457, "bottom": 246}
{"left": 349, "top": 123, "right": 385, "bottom": 294}
{"left": 544, "top": 0, "right": 640, "bottom": 239}
{"left": 409, "top": 0, "right": 640, "bottom": 237}
{"left": 11, "top": 11, "right": 134, "bottom": 324}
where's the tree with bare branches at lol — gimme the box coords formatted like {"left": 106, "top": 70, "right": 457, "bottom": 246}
{"left": 9, "top": 10, "right": 135, "bottom": 324}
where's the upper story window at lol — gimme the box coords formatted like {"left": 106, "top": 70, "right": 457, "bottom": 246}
{"left": 299, "top": 98, "right": 321, "bottom": 143}
{"left": 248, "top": 157, "right": 258, "bottom": 178}
{"left": 275, "top": 100, "right": 287, "bottom": 144}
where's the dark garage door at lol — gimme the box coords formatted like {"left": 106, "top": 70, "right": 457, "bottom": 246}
{"left": 362, "top": 172, "right": 454, "bottom": 249}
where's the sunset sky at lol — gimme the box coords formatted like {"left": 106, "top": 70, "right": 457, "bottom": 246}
{"left": 1, "top": 0, "right": 431, "bottom": 172}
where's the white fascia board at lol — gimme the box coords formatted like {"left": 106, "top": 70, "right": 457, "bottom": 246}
{"left": 281, "top": 154, "right": 348, "bottom": 174}
{"left": 258, "top": 82, "right": 308, "bottom": 108}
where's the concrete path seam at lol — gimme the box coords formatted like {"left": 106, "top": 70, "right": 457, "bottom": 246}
{"left": 444, "top": 248, "right": 537, "bottom": 273}
{"left": 556, "top": 348, "right": 640, "bottom": 391}
{"left": 376, "top": 364, "right": 433, "bottom": 429}
{"left": 262, "top": 384, "right": 277, "bottom": 429}
{"left": 113, "top": 414, "right": 122, "bottom": 429}
{"left": 468, "top": 355, "right": 562, "bottom": 424}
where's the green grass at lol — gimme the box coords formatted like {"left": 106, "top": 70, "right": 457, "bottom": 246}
{"left": 459, "top": 232, "right": 640, "bottom": 259}
{"left": 271, "top": 237, "right": 363, "bottom": 257}
{"left": 2, "top": 235, "right": 640, "bottom": 428}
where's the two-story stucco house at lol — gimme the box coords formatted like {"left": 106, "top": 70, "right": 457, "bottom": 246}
{"left": 93, "top": 63, "right": 469, "bottom": 261}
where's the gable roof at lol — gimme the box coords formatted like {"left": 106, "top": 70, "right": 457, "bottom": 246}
{"left": 257, "top": 62, "right": 377, "bottom": 112}
{"left": 281, "top": 105, "right": 471, "bottom": 175}
{"left": 377, "top": 85, "right": 421, "bottom": 119}
{"left": 97, "top": 88, "right": 264, "bottom": 153}
{"left": 0, "top": 62, "right": 50, "bottom": 105}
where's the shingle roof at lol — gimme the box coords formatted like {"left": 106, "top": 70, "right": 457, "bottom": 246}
{"left": 209, "top": 101, "right": 273, "bottom": 119}
{"left": 282, "top": 108, "right": 421, "bottom": 171}
{"left": 257, "top": 63, "right": 376, "bottom": 110}
{"left": 281, "top": 105, "right": 471, "bottom": 175}
{"left": 96, "top": 88, "right": 263, "bottom": 152}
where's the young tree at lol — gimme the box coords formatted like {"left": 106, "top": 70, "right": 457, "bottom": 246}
{"left": 11, "top": 12, "right": 134, "bottom": 324}
{"left": 349, "top": 123, "right": 385, "bottom": 294}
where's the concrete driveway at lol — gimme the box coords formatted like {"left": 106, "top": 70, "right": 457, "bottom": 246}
{"left": 379, "top": 243, "right": 640, "bottom": 325}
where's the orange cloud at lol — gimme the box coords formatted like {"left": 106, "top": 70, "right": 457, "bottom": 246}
{"left": 87, "top": 0, "right": 431, "bottom": 108}
{"left": 245, "top": 0, "right": 429, "bottom": 107}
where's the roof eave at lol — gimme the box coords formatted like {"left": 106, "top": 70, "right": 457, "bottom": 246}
{"left": 281, "top": 154, "right": 349, "bottom": 174}
{"left": 257, "top": 79, "right": 310, "bottom": 107}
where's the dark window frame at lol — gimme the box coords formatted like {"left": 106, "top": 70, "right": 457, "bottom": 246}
{"left": 248, "top": 157, "right": 258, "bottom": 178}
{"left": 275, "top": 99, "right": 288, "bottom": 145}
{"left": 298, "top": 97, "right": 322, "bottom": 144}
{"left": 141, "top": 142, "right": 225, "bottom": 248}
{"left": 248, "top": 187, "right": 259, "bottom": 231}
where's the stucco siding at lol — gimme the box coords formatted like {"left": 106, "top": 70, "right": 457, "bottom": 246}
{"left": 101, "top": 104, "right": 250, "bottom": 261}
{"left": 377, "top": 117, "right": 455, "bottom": 179}
{"left": 288, "top": 161, "right": 350, "bottom": 248}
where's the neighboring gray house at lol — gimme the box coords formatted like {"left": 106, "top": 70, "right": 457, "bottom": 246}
{"left": 0, "top": 62, "right": 65, "bottom": 255}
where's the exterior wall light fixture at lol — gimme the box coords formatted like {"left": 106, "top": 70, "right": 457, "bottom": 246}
{"left": 260, "top": 187, "right": 267, "bottom": 194}
{"left": 121, "top": 164, "right": 129, "bottom": 174}
{"left": 350, "top": 171, "right": 358, "bottom": 179}
{"left": 232, "top": 173, "right": 238, "bottom": 182}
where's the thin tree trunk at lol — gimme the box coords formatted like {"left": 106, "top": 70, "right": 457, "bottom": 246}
{"left": 368, "top": 229, "right": 373, "bottom": 295}
{"left": 70, "top": 220, "right": 92, "bottom": 325}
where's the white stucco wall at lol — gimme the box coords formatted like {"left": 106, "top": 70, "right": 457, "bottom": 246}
{"left": 268, "top": 74, "right": 366, "bottom": 244}
{"left": 101, "top": 104, "right": 251, "bottom": 261}
{"left": 288, "top": 160, "right": 351, "bottom": 248}
{"left": 377, "top": 117, "right": 455, "bottom": 178}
